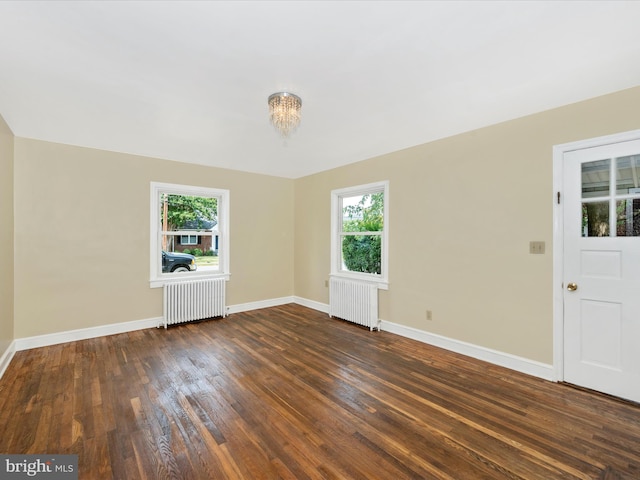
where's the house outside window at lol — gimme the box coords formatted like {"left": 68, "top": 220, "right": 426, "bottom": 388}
{"left": 180, "top": 235, "right": 199, "bottom": 245}
{"left": 150, "top": 182, "right": 229, "bottom": 287}
{"left": 331, "top": 181, "right": 389, "bottom": 288}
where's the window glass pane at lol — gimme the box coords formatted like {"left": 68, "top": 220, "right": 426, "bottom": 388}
{"left": 616, "top": 155, "right": 640, "bottom": 195}
{"left": 161, "top": 237, "right": 197, "bottom": 274}
{"left": 151, "top": 182, "right": 229, "bottom": 285}
{"left": 341, "top": 235, "right": 382, "bottom": 274}
{"left": 582, "top": 201, "right": 610, "bottom": 237}
{"left": 161, "top": 234, "right": 176, "bottom": 252}
{"left": 160, "top": 194, "right": 217, "bottom": 232}
{"left": 582, "top": 159, "right": 610, "bottom": 198}
{"left": 194, "top": 251, "right": 219, "bottom": 270}
{"left": 159, "top": 194, "right": 218, "bottom": 274}
{"left": 331, "top": 181, "right": 387, "bottom": 283}
{"left": 342, "top": 192, "right": 383, "bottom": 232}
{"left": 616, "top": 199, "right": 640, "bottom": 237}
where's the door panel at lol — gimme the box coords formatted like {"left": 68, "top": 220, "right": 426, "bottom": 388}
{"left": 580, "top": 299, "right": 621, "bottom": 369}
{"left": 563, "top": 140, "right": 640, "bottom": 403}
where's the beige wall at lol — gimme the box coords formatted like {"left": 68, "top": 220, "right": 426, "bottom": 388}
{"left": 13, "top": 139, "right": 294, "bottom": 338}
{"left": 7, "top": 86, "right": 640, "bottom": 364}
{"left": 0, "top": 114, "right": 14, "bottom": 355}
{"left": 294, "top": 86, "right": 640, "bottom": 364}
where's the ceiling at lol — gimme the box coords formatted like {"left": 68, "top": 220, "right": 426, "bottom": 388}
{"left": 1, "top": 1, "right": 640, "bottom": 179}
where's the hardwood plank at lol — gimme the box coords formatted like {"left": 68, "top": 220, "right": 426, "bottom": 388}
{"left": 1, "top": 304, "right": 640, "bottom": 479}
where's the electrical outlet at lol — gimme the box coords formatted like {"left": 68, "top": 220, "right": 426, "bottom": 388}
{"left": 426, "top": 310, "right": 433, "bottom": 321}
{"left": 529, "top": 241, "right": 545, "bottom": 254}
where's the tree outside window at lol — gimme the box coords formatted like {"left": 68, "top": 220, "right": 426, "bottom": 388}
{"left": 341, "top": 192, "right": 383, "bottom": 274}
{"left": 331, "top": 181, "right": 388, "bottom": 287}
{"left": 150, "top": 182, "right": 229, "bottom": 287}
{"left": 161, "top": 194, "right": 217, "bottom": 253}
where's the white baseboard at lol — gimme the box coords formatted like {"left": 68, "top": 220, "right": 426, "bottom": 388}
{"left": 0, "top": 340, "right": 16, "bottom": 380}
{"left": 4, "top": 298, "right": 553, "bottom": 384}
{"left": 380, "top": 319, "right": 554, "bottom": 381}
{"left": 14, "top": 317, "right": 163, "bottom": 351}
{"left": 10, "top": 297, "right": 298, "bottom": 354}
{"left": 226, "top": 296, "right": 295, "bottom": 315}
{"left": 293, "top": 296, "right": 329, "bottom": 314}
{"left": 294, "top": 297, "right": 553, "bottom": 381}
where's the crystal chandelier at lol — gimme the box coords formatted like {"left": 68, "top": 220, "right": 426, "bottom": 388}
{"left": 268, "top": 92, "right": 302, "bottom": 138}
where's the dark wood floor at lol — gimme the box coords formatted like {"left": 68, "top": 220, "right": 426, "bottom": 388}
{"left": 1, "top": 304, "right": 639, "bottom": 479}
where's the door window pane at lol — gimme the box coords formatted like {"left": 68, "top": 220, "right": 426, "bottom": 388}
{"left": 582, "top": 159, "right": 610, "bottom": 198}
{"left": 582, "top": 202, "right": 610, "bottom": 237}
{"left": 616, "top": 199, "right": 640, "bottom": 237}
{"left": 616, "top": 155, "right": 640, "bottom": 195}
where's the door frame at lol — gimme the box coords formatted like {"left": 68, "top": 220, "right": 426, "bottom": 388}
{"left": 552, "top": 128, "right": 640, "bottom": 383}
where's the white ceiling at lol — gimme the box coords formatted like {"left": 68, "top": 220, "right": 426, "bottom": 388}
{"left": 1, "top": 1, "right": 640, "bottom": 179}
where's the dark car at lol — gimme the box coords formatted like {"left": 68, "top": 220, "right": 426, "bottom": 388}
{"left": 162, "top": 251, "right": 197, "bottom": 273}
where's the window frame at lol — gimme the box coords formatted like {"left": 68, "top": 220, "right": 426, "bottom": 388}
{"left": 330, "top": 180, "right": 389, "bottom": 289}
{"left": 150, "top": 182, "right": 230, "bottom": 288}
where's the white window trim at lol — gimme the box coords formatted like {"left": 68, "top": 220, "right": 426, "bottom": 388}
{"left": 150, "top": 182, "right": 230, "bottom": 288}
{"left": 330, "top": 180, "right": 389, "bottom": 289}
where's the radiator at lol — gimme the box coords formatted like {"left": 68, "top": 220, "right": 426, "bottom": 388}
{"left": 162, "top": 278, "right": 226, "bottom": 328}
{"left": 329, "top": 278, "right": 379, "bottom": 331}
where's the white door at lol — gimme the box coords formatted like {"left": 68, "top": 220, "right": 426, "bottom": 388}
{"left": 563, "top": 140, "right": 640, "bottom": 403}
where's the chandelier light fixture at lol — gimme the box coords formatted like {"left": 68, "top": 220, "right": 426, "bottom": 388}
{"left": 268, "top": 91, "right": 302, "bottom": 138}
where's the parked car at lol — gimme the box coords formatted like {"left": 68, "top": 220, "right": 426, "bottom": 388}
{"left": 162, "top": 251, "right": 197, "bottom": 273}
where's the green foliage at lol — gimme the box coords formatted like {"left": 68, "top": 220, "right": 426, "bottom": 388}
{"left": 616, "top": 199, "right": 640, "bottom": 236}
{"left": 343, "top": 192, "right": 383, "bottom": 232}
{"left": 161, "top": 194, "right": 217, "bottom": 231}
{"left": 342, "top": 235, "right": 382, "bottom": 274}
{"left": 182, "top": 249, "right": 191, "bottom": 255}
{"left": 583, "top": 200, "right": 640, "bottom": 236}
{"left": 192, "top": 248, "right": 203, "bottom": 257}
{"left": 203, "top": 250, "right": 216, "bottom": 256}
{"left": 583, "top": 202, "right": 609, "bottom": 237}
{"left": 342, "top": 192, "right": 383, "bottom": 274}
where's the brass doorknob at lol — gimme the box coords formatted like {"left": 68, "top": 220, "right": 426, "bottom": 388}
{"left": 567, "top": 282, "right": 578, "bottom": 291}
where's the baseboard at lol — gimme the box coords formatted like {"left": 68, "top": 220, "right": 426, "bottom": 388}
{"left": 293, "top": 296, "right": 329, "bottom": 314}
{"left": 226, "top": 296, "right": 295, "bottom": 315}
{"left": 11, "top": 297, "right": 297, "bottom": 353}
{"left": 8, "top": 297, "right": 553, "bottom": 382}
{"left": 380, "top": 319, "right": 554, "bottom": 381}
{"left": 14, "top": 317, "right": 163, "bottom": 351}
{"left": 294, "top": 297, "right": 553, "bottom": 381}
{"left": 0, "top": 340, "right": 16, "bottom": 380}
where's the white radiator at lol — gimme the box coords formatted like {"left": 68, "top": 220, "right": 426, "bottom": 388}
{"left": 329, "top": 278, "right": 379, "bottom": 331}
{"left": 162, "top": 278, "right": 226, "bottom": 328}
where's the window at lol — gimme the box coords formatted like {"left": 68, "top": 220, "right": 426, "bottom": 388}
{"left": 581, "top": 155, "right": 640, "bottom": 237}
{"left": 331, "top": 181, "right": 388, "bottom": 287}
{"left": 180, "top": 235, "right": 199, "bottom": 245}
{"left": 150, "top": 182, "right": 229, "bottom": 287}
